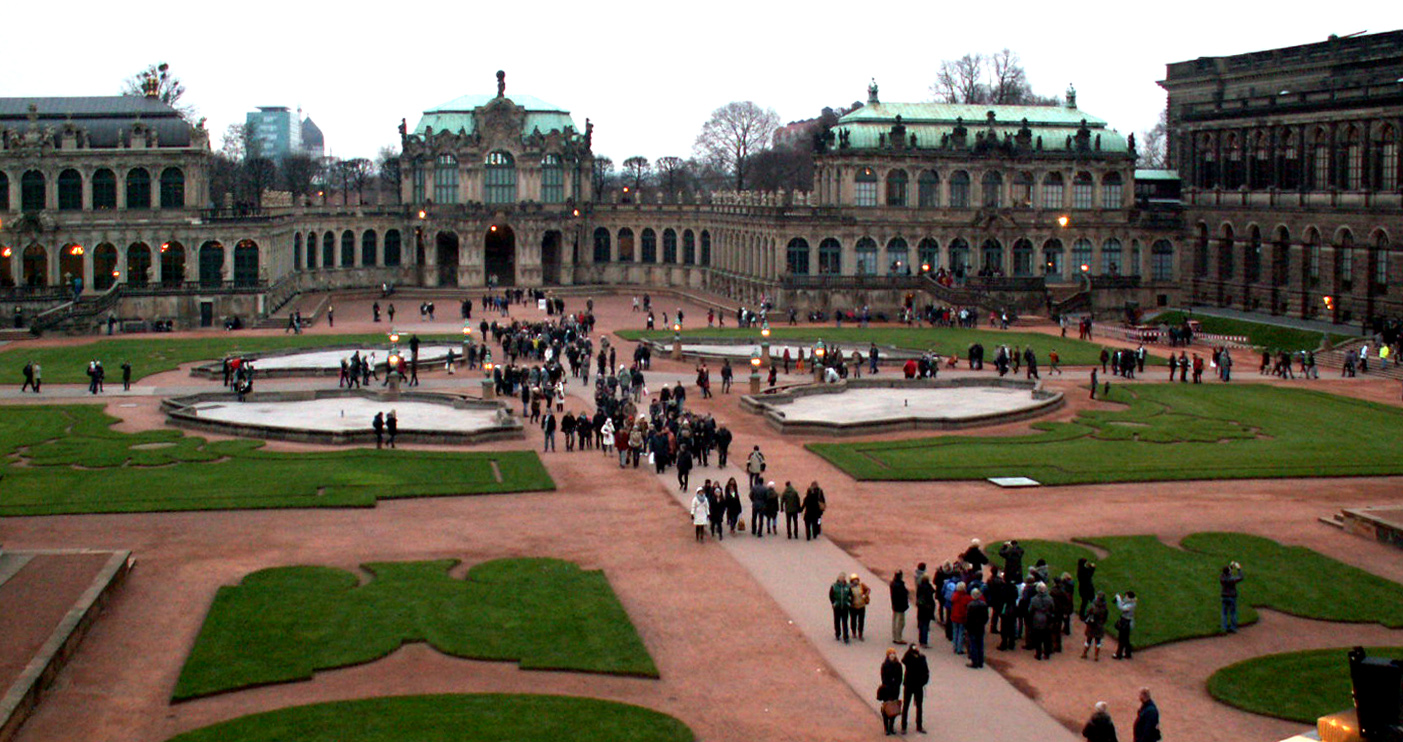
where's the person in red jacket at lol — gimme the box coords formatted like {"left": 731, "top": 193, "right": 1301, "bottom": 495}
{"left": 950, "top": 581, "right": 972, "bottom": 656}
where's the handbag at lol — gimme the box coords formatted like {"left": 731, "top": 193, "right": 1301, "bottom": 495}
{"left": 881, "top": 699, "right": 902, "bottom": 718}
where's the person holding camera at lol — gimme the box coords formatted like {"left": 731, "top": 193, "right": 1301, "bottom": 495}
{"left": 1220, "top": 561, "right": 1245, "bottom": 633}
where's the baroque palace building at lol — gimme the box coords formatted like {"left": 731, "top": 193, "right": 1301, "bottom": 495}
{"left": 2, "top": 32, "right": 1400, "bottom": 331}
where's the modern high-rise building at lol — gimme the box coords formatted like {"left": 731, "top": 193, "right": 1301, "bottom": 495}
{"left": 244, "top": 106, "right": 304, "bottom": 160}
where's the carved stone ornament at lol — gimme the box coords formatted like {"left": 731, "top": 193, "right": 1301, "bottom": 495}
{"left": 475, "top": 97, "right": 527, "bottom": 148}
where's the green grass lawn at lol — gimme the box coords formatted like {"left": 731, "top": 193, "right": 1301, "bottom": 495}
{"left": 1209, "top": 647, "right": 1403, "bottom": 723}
{"left": 164, "top": 694, "right": 693, "bottom": 742}
{"left": 0, "top": 333, "right": 464, "bottom": 385}
{"left": 616, "top": 326, "right": 1138, "bottom": 367}
{"left": 989, "top": 533, "right": 1403, "bottom": 649}
{"left": 1153, "top": 310, "right": 1353, "bottom": 351}
{"left": 810, "top": 383, "right": 1403, "bottom": 485}
{"left": 0, "top": 405, "right": 553, "bottom": 516}
{"left": 174, "top": 559, "right": 659, "bottom": 700}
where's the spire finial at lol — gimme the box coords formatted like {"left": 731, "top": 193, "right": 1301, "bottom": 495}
{"left": 867, "top": 78, "right": 880, "bottom": 105}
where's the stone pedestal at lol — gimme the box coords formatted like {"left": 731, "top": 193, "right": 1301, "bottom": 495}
{"left": 749, "top": 372, "right": 762, "bottom": 395}
{"left": 481, "top": 378, "right": 496, "bottom": 399}
{"left": 387, "top": 376, "right": 400, "bottom": 401}
{"left": 671, "top": 338, "right": 682, "bottom": 360}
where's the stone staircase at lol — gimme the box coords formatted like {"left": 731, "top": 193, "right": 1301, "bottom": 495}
{"left": 1313, "top": 337, "right": 1403, "bottom": 381}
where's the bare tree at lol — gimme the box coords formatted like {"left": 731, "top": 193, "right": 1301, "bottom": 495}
{"left": 931, "top": 50, "right": 1058, "bottom": 106}
{"left": 621, "top": 156, "right": 651, "bottom": 192}
{"left": 933, "top": 54, "right": 987, "bottom": 104}
{"left": 345, "top": 158, "right": 374, "bottom": 203}
{"left": 281, "top": 153, "right": 318, "bottom": 200}
{"left": 591, "top": 156, "right": 615, "bottom": 198}
{"left": 1138, "top": 109, "right": 1170, "bottom": 169}
{"left": 122, "top": 62, "right": 195, "bottom": 121}
{"left": 376, "top": 146, "right": 402, "bottom": 196}
{"left": 220, "top": 123, "right": 248, "bottom": 161}
{"left": 655, "top": 156, "right": 689, "bottom": 196}
{"left": 988, "top": 49, "right": 1029, "bottom": 104}
{"left": 694, "top": 101, "right": 780, "bottom": 191}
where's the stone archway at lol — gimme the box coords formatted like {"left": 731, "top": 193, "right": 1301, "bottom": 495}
{"left": 541, "top": 230, "right": 562, "bottom": 285}
{"left": 485, "top": 224, "right": 516, "bottom": 287}
{"left": 436, "top": 231, "right": 460, "bottom": 287}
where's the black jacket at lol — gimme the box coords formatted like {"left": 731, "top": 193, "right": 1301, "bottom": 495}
{"left": 890, "top": 576, "right": 910, "bottom": 613}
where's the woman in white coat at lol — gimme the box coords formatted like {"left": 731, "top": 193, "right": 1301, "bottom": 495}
{"left": 691, "top": 488, "right": 710, "bottom": 542}
{"left": 600, "top": 417, "right": 616, "bottom": 461}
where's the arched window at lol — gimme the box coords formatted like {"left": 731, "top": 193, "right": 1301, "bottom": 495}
{"left": 663, "top": 228, "right": 678, "bottom": 263}
{"left": 160, "top": 167, "right": 185, "bottom": 208}
{"left": 58, "top": 169, "right": 83, "bottom": 210}
{"left": 854, "top": 237, "right": 878, "bottom": 275}
{"left": 1305, "top": 229, "right": 1321, "bottom": 284}
{"left": 818, "top": 238, "right": 842, "bottom": 275}
{"left": 616, "top": 228, "right": 634, "bottom": 262}
{"left": 949, "top": 238, "right": 970, "bottom": 276}
{"left": 886, "top": 169, "right": 908, "bottom": 206}
{"left": 1311, "top": 128, "right": 1330, "bottom": 190}
{"left": 917, "top": 170, "right": 939, "bottom": 207}
{"left": 918, "top": 238, "right": 939, "bottom": 272}
{"left": 1279, "top": 129, "right": 1301, "bottom": 190}
{"left": 1218, "top": 226, "right": 1235, "bottom": 280}
{"left": 1224, "top": 133, "right": 1243, "bottom": 189}
{"left": 0, "top": 172, "right": 8, "bottom": 211}
{"left": 322, "top": 230, "right": 335, "bottom": 268}
{"left": 1071, "top": 238, "right": 1093, "bottom": 273}
{"left": 1041, "top": 172, "right": 1064, "bottom": 209}
{"left": 161, "top": 241, "right": 185, "bottom": 286}
{"left": 294, "top": 233, "right": 304, "bottom": 271}
{"left": 786, "top": 238, "right": 810, "bottom": 275}
{"left": 21, "top": 170, "right": 45, "bottom": 212}
{"left": 90, "top": 243, "right": 117, "bottom": 290}
{"left": 1249, "top": 133, "right": 1270, "bottom": 189}
{"left": 1344, "top": 127, "right": 1362, "bottom": 190}
{"left": 541, "top": 154, "right": 564, "bottom": 203}
{"left": 1272, "top": 228, "right": 1291, "bottom": 285}
{"left": 1338, "top": 230, "right": 1354, "bottom": 287}
{"left": 1373, "top": 231, "right": 1389, "bottom": 288}
{"left": 886, "top": 237, "right": 909, "bottom": 274}
{"left": 981, "top": 171, "right": 1003, "bottom": 208}
{"left": 980, "top": 239, "right": 1003, "bottom": 273}
{"left": 1130, "top": 240, "right": 1141, "bottom": 276}
{"left": 199, "top": 241, "right": 224, "bottom": 287}
{"left": 1151, "top": 240, "right": 1174, "bottom": 282}
{"left": 1042, "top": 239, "right": 1064, "bottom": 279}
{"left": 434, "top": 153, "right": 458, "bottom": 204}
{"left": 1012, "top": 239, "right": 1034, "bottom": 276}
{"left": 23, "top": 244, "right": 48, "bottom": 286}
{"left": 700, "top": 230, "right": 711, "bottom": 265}
{"left": 1378, "top": 126, "right": 1398, "bottom": 191}
{"left": 411, "top": 158, "right": 426, "bottom": 203}
{"left": 1101, "top": 172, "right": 1124, "bottom": 209}
{"left": 641, "top": 228, "right": 657, "bottom": 263}
{"left": 92, "top": 169, "right": 116, "bottom": 209}
{"left": 1071, "top": 172, "right": 1094, "bottom": 209}
{"left": 1013, "top": 171, "right": 1034, "bottom": 208}
{"left": 384, "top": 230, "right": 402, "bottom": 267}
{"left": 341, "top": 230, "right": 355, "bottom": 267}
{"left": 855, "top": 167, "right": 877, "bottom": 206}
{"left": 949, "top": 171, "right": 971, "bottom": 208}
{"left": 126, "top": 168, "right": 151, "bottom": 209}
{"left": 484, "top": 151, "right": 516, "bottom": 204}
{"left": 1246, "top": 228, "right": 1262, "bottom": 283}
{"left": 127, "top": 242, "right": 152, "bottom": 286}
{"left": 1199, "top": 133, "right": 1218, "bottom": 188}
{"left": 1194, "top": 223, "right": 1210, "bottom": 278}
{"left": 234, "top": 240, "right": 259, "bottom": 287}
{"left": 1101, "top": 238, "right": 1123, "bottom": 275}
{"left": 361, "top": 230, "right": 378, "bottom": 267}
{"left": 683, "top": 230, "right": 697, "bottom": 265}
{"left": 593, "top": 227, "right": 611, "bottom": 263}
{"left": 305, "top": 233, "right": 318, "bottom": 270}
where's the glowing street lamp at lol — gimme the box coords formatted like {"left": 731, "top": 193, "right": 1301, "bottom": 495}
{"left": 1057, "top": 215, "right": 1070, "bottom": 228}
{"left": 670, "top": 321, "right": 683, "bottom": 360}
{"left": 759, "top": 321, "right": 771, "bottom": 369}
{"left": 749, "top": 348, "right": 763, "bottom": 394}
{"left": 812, "top": 339, "right": 827, "bottom": 382}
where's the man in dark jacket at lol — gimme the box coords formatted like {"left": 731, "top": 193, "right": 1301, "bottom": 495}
{"left": 999, "top": 540, "right": 1025, "bottom": 584}
{"left": 900, "top": 644, "right": 929, "bottom": 734}
{"left": 1221, "top": 561, "right": 1245, "bottom": 633}
{"left": 1133, "top": 688, "right": 1161, "bottom": 742}
{"left": 965, "top": 588, "right": 990, "bottom": 668}
{"left": 961, "top": 539, "right": 989, "bottom": 570}
{"left": 890, "top": 571, "right": 910, "bottom": 644}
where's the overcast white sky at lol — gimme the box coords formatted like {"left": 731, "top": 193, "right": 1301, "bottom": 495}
{"left": 7, "top": 2, "right": 1399, "bottom": 166}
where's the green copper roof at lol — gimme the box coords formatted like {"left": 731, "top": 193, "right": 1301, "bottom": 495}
{"left": 835, "top": 101, "right": 1129, "bottom": 154}
{"left": 412, "top": 93, "right": 578, "bottom": 139}
{"left": 1134, "top": 169, "right": 1180, "bottom": 180}
{"left": 840, "top": 102, "right": 1108, "bottom": 127}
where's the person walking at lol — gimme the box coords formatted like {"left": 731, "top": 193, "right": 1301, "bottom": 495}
{"left": 878, "top": 648, "right": 904, "bottom": 736}
{"left": 1082, "top": 592, "right": 1109, "bottom": 661}
{"left": 690, "top": 488, "right": 709, "bottom": 542}
{"left": 542, "top": 410, "right": 557, "bottom": 452}
{"left": 890, "top": 570, "right": 910, "bottom": 644}
{"left": 1082, "top": 702, "right": 1118, "bottom": 742}
{"left": 915, "top": 574, "right": 936, "bottom": 647}
{"left": 849, "top": 574, "right": 870, "bottom": 641}
{"left": 385, "top": 410, "right": 398, "bottom": 448}
{"left": 372, "top": 411, "right": 385, "bottom": 449}
{"left": 1077, "top": 558, "right": 1097, "bottom": 618}
{"left": 1220, "top": 561, "right": 1245, "bottom": 633}
{"left": 830, "top": 573, "right": 853, "bottom": 643}
{"left": 121, "top": 361, "right": 132, "bottom": 391}
{"left": 802, "top": 480, "right": 826, "bottom": 539}
{"left": 780, "top": 481, "right": 801, "bottom": 539}
{"left": 1133, "top": 688, "right": 1160, "bottom": 742}
{"left": 745, "top": 445, "right": 766, "bottom": 488}
{"left": 900, "top": 644, "right": 929, "bottom": 734}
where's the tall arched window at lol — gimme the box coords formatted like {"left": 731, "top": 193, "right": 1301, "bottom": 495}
{"left": 1071, "top": 238, "right": 1093, "bottom": 273}
{"left": 1344, "top": 127, "right": 1362, "bottom": 190}
{"left": 854, "top": 237, "right": 878, "bottom": 275}
{"left": 93, "top": 243, "right": 118, "bottom": 290}
{"left": 92, "top": 169, "right": 117, "bottom": 209}
{"left": 411, "top": 158, "right": 426, "bottom": 203}
{"left": 786, "top": 238, "right": 810, "bottom": 275}
{"left": 663, "top": 228, "right": 678, "bottom": 263}
{"left": 1378, "top": 126, "right": 1398, "bottom": 191}
{"left": 1338, "top": 231, "right": 1354, "bottom": 287}
{"left": 855, "top": 167, "right": 877, "bottom": 206}
{"left": 1218, "top": 226, "right": 1235, "bottom": 280}
{"left": 294, "top": 233, "right": 304, "bottom": 271}
{"left": 819, "top": 238, "right": 842, "bottom": 275}
{"left": 886, "top": 169, "right": 908, "bottom": 206}
{"left": 1071, "top": 172, "right": 1094, "bottom": 209}
{"left": 886, "top": 237, "right": 909, "bottom": 274}
{"left": 341, "top": 230, "right": 355, "bottom": 267}
{"left": 322, "top": 230, "right": 335, "bottom": 268}
{"left": 1043, "top": 240, "right": 1064, "bottom": 279}
{"left": 0, "top": 172, "right": 8, "bottom": 211}
{"left": 1311, "top": 128, "right": 1330, "bottom": 190}
{"left": 234, "top": 240, "right": 259, "bottom": 287}
{"left": 484, "top": 151, "right": 516, "bottom": 204}
{"left": 981, "top": 171, "right": 1003, "bottom": 208}
{"left": 541, "top": 154, "right": 564, "bottom": 203}
{"left": 1041, "top": 172, "right": 1064, "bottom": 210}
{"left": 980, "top": 239, "right": 1003, "bottom": 273}
{"left": 306, "top": 233, "right": 318, "bottom": 270}
{"left": 199, "top": 241, "right": 224, "bottom": 287}
{"left": 1246, "top": 228, "right": 1262, "bottom": 283}
{"left": 434, "top": 154, "right": 459, "bottom": 204}
{"left": 1373, "top": 231, "right": 1389, "bottom": 289}
{"left": 160, "top": 167, "right": 185, "bottom": 208}
{"left": 949, "top": 238, "right": 970, "bottom": 276}
{"left": 949, "top": 171, "right": 971, "bottom": 208}
{"left": 1224, "top": 133, "right": 1244, "bottom": 189}
{"left": 683, "top": 230, "right": 696, "bottom": 265}
{"left": 58, "top": 169, "right": 83, "bottom": 210}
{"left": 1012, "top": 239, "right": 1034, "bottom": 276}
{"left": 918, "top": 170, "right": 939, "bottom": 207}
{"left": 1199, "top": 134, "right": 1218, "bottom": 188}
{"left": 1151, "top": 240, "right": 1174, "bottom": 282}
{"left": 1101, "top": 172, "right": 1124, "bottom": 209}
{"left": 21, "top": 170, "right": 45, "bottom": 212}
{"left": 1013, "top": 171, "right": 1034, "bottom": 208}
{"left": 1305, "top": 229, "right": 1321, "bottom": 284}
{"left": 161, "top": 241, "right": 186, "bottom": 286}
{"left": 1249, "top": 132, "right": 1269, "bottom": 189}
{"left": 127, "top": 242, "right": 152, "bottom": 286}
{"left": 384, "top": 230, "right": 402, "bottom": 266}
{"left": 700, "top": 230, "right": 711, "bottom": 265}
{"left": 361, "top": 230, "right": 378, "bottom": 267}
{"left": 1101, "top": 238, "right": 1123, "bottom": 275}
{"left": 640, "top": 228, "right": 657, "bottom": 263}
{"left": 593, "top": 227, "right": 611, "bottom": 263}
{"left": 126, "top": 168, "right": 151, "bottom": 209}
{"left": 1279, "top": 129, "right": 1301, "bottom": 190}
{"left": 918, "top": 238, "right": 939, "bottom": 272}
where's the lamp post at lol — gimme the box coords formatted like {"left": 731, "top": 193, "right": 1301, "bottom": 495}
{"left": 749, "top": 348, "right": 762, "bottom": 395}
{"left": 386, "top": 329, "right": 402, "bottom": 398}
{"left": 671, "top": 321, "right": 683, "bottom": 360}
{"left": 760, "top": 321, "right": 771, "bottom": 369}
{"left": 481, "top": 351, "right": 496, "bottom": 399}
{"left": 812, "top": 339, "right": 826, "bottom": 382}
{"left": 461, "top": 324, "right": 473, "bottom": 369}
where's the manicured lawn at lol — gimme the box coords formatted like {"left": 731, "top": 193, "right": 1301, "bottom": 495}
{"left": 810, "top": 383, "right": 1403, "bottom": 485}
{"left": 989, "top": 533, "right": 1403, "bottom": 649}
{"left": 174, "top": 559, "right": 659, "bottom": 700}
{"left": 1209, "top": 647, "right": 1403, "bottom": 723}
{"left": 1153, "top": 310, "right": 1353, "bottom": 351}
{"left": 165, "top": 694, "right": 693, "bottom": 742}
{"left": 616, "top": 326, "right": 1137, "bottom": 367}
{"left": 0, "top": 405, "right": 553, "bottom": 516}
{"left": 0, "top": 333, "right": 463, "bottom": 385}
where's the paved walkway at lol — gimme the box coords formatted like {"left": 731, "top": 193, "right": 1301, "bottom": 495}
{"left": 1157, "top": 306, "right": 1365, "bottom": 336}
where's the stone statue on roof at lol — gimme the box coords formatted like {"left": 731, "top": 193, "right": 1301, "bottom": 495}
{"left": 867, "top": 78, "right": 879, "bottom": 105}
{"left": 496, "top": 70, "right": 506, "bottom": 98}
